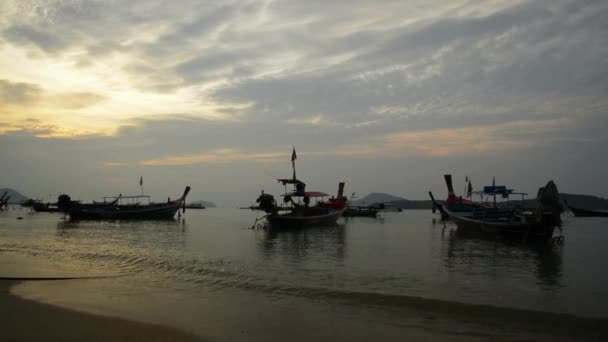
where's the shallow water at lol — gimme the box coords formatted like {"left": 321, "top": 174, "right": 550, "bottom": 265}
{"left": 1, "top": 207, "right": 607, "bottom": 340}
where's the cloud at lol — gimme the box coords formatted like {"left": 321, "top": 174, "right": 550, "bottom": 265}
{"left": 0, "top": 79, "right": 42, "bottom": 104}
{"left": 3, "top": 24, "right": 69, "bottom": 53}
{"left": 141, "top": 149, "right": 288, "bottom": 166}
{"left": 98, "top": 161, "right": 128, "bottom": 168}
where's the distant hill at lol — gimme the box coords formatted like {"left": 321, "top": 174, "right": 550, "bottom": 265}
{"left": 560, "top": 193, "right": 608, "bottom": 210}
{"left": 190, "top": 200, "right": 216, "bottom": 208}
{"left": 350, "top": 192, "right": 608, "bottom": 210}
{"left": 0, "top": 188, "right": 29, "bottom": 203}
{"left": 351, "top": 193, "right": 406, "bottom": 206}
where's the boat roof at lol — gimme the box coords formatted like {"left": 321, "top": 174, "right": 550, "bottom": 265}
{"left": 278, "top": 178, "right": 305, "bottom": 185}
{"left": 103, "top": 195, "right": 151, "bottom": 200}
{"left": 285, "top": 191, "right": 329, "bottom": 197}
{"left": 472, "top": 185, "right": 528, "bottom": 196}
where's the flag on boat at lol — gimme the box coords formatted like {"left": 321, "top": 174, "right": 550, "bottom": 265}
{"left": 291, "top": 147, "right": 297, "bottom": 169}
{"left": 139, "top": 176, "right": 143, "bottom": 186}
{"left": 467, "top": 180, "right": 473, "bottom": 198}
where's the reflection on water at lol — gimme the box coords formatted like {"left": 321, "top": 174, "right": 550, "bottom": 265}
{"left": 258, "top": 224, "right": 347, "bottom": 262}
{"left": 440, "top": 226, "right": 563, "bottom": 290}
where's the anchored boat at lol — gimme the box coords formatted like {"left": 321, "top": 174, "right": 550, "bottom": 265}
{"left": 256, "top": 180, "right": 347, "bottom": 229}
{"left": 430, "top": 175, "right": 563, "bottom": 242}
{"left": 58, "top": 186, "right": 190, "bottom": 220}
{"left": 254, "top": 148, "right": 347, "bottom": 229}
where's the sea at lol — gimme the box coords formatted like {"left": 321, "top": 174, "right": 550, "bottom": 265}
{"left": 1, "top": 207, "right": 607, "bottom": 341}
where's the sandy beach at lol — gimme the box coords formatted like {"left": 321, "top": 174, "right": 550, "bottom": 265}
{"left": 1, "top": 280, "right": 205, "bottom": 342}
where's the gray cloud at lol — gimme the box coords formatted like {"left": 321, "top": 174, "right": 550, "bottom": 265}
{"left": 0, "top": 79, "right": 42, "bottom": 104}
{"left": 3, "top": 24, "right": 68, "bottom": 53}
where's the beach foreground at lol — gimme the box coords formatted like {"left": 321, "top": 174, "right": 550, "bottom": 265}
{"left": 1, "top": 280, "right": 205, "bottom": 342}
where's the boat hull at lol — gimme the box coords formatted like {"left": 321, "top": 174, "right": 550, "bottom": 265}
{"left": 69, "top": 202, "right": 183, "bottom": 220}
{"left": 267, "top": 208, "right": 345, "bottom": 230}
{"left": 445, "top": 206, "right": 556, "bottom": 242}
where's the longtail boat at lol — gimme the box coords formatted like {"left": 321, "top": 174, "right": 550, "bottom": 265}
{"left": 429, "top": 175, "right": 563, "bottom": 242}
{"left": 254, "top": 148, "right": 347, "bottom": 229}
{"left": 564, "top": 201, "right": 608, "bottom": 217}
{"left": 58, "top": 187, "right": 190, "bottom": 220}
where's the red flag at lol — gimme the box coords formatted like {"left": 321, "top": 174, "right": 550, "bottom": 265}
{"left": 139, "top": 176, "right": 143, "bottom": 186}
{"left": 291, "top": 147, "right": 297, "bottom": 169}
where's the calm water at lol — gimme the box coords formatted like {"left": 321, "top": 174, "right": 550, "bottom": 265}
{"left": 1, "top": 207, "right": 607, "bottom": 340}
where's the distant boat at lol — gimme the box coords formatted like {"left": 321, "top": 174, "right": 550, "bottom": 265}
{"left": 20, "top": 198, "right": 37, "bottom": 207}
{"left": 32, "top": 202, "right": 62, "bottom": 213}
{"left": 31, "top": 194, "right": 65, "bottom": 213}
{"left": 59, "top": 187, "right": 191, "bottom": 220}
{"left": 343, "top": 206, "right": 378, "bottom": 217}
{"left": 430, "top": 175, "right": 563, "bottom": 242}
{"left": 372, "top": 203, "right": 403, "bottom": 212}
{"left": 254, "top": 149, "right": 347, "bottom": 229}
{"left": 0, "top": 192, "right": 10, "bottom": 209}
{"left": 564, "top": 201, "right": 608, "bottom": 217}
{"left": 184, "top": 203, "right": 206, "bottom": 209}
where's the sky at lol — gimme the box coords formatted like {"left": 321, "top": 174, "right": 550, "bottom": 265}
{"left": 0, "top": 0, "right": 607, "bottom": 206}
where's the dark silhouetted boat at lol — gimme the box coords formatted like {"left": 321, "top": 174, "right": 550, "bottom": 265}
{"left": 254, "top": 148, "right": 347, "bottom": 229}
{"left": 343, "top": 206, "right": 378, "bottom": 217}
{"left": 564, "top": 201, "right": 608, "bottom": 217}
{"left": 59, "top": 187, "right": 190, "bottom": 220}
{"left": 430, "top": 175, "right": 562, "bottom": 242}
{"left": 32, "top": 202, "right": 61, "bottom": 213}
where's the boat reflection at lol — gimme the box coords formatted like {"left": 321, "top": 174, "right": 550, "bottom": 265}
{"left": 257, "top": 223, "right": 347, "bottom": 262}
{"left": 55, "top": 218, "right": 188, "bottom": 250}
{"left": 440, "top": 225, "right": 563, "bottom": 289}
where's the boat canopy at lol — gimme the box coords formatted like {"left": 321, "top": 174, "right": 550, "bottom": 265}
{"left": 278, "top": 178, "right": 305, "bottom": 185}
{"left": 286, "top": 191, "right": 329, "bottom": 198}
{"left": 472, "top": 185, "right": 527, "bottom": 198}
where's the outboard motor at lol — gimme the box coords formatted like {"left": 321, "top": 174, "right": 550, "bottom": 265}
{"left": 256, "top": 192, "right": 278, "bottom": 214}
{"left": 57, "top": 194, "right": 72, "bottom": 213}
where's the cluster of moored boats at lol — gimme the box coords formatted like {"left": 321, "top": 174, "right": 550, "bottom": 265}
{"left": 6, "top": 150, "right": 606, "bottom": 244}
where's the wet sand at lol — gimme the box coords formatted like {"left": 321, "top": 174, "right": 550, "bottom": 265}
{"left": 1, "top": 280, "right": 205, "bottom": 342}
{"left": 8, "top": 278, "right": 608, "bottom": 342}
